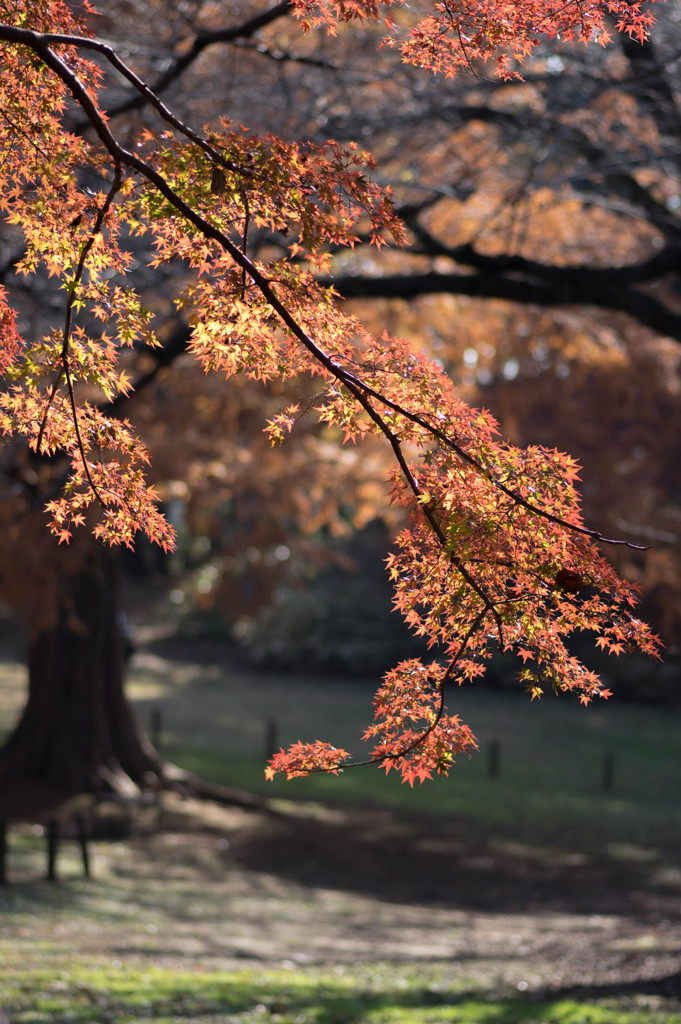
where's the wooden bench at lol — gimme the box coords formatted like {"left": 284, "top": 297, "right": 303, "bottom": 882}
{"left": 0, "top": 785, "right": 95, "bottom": 883}
{"left": 0, "top": 785, "right": 161, "bottom": 883}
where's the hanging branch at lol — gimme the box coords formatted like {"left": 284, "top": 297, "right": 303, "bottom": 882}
{"left": 36, "top": 168, "right": 123, "bottom": 518}
{"left": 0, "top": 5, "right": 663, "bottom": 784}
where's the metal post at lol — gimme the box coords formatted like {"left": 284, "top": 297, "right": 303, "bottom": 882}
{"left": 76, "top": 816, "right": 90, "bottom": 877}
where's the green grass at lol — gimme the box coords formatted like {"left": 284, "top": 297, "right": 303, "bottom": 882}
{"left": 4, "top": 648, "right": 676, "bottom": 857}
{"left": 129, "top": 661, "right": 681, "bottom": 859}
{"left": 1, "top": 960, "right": 679, "bottom": 1024}
{"left": 168, "top": 741, "right": 680, "bottom": 856}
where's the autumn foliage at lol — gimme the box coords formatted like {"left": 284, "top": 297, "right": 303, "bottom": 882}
{"left": 0, "top": 0, "right": 662, "bottom": 786}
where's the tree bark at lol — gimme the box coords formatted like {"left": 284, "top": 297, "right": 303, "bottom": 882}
{"left": 0, "top": 549, "right": 162, "bottom": 796}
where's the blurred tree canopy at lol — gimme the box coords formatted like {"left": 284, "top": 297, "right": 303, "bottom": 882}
{"left": 3, "top": 2, "right": 678, "bottom": 642}
{"left": 73, "top": 0, "right": 681, "bottom": 645}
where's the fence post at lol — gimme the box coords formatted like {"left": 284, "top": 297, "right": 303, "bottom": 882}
{"left": 265, "top": 718, "right": 278, "bottom": 762}
{"left": 488, "top": 740, "right": 500, "bottom": 779}
{"left": 602, "top": 752, "right": 615, "bottom": 793}
{"left": 150, "top": 708, "right": 163, "bottom": 753}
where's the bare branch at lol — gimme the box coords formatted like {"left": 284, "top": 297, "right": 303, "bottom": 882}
{"left": 102, "top": 0, "right": 293, "bottom": 120}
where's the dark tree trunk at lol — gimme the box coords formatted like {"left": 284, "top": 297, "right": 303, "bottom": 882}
{"left": 0, "top": 549, "right": 162, "bottom": 796}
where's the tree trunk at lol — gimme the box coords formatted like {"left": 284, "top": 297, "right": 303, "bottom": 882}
{"left": 0, "top": 549, "right": 162, "bottom": 796}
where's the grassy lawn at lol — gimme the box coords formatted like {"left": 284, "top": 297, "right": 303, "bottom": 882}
{"left": 1, "top": 645, "right": 680, "bottom": 857}
{"left": 117, "top": 647, "right": 681, "bottom": 858}
{"left": 0, "top": 648, "right": 680, "bottom": 1023}
{"left": 2, "top": 960, "right": 678, "bottom": 1024}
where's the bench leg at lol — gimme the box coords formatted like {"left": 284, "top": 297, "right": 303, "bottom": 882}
{"left": 46, "top": 819, "right": 58, "bottom": 881}
{"left": 76, "top": 816, "right": 90, "bottom": 877}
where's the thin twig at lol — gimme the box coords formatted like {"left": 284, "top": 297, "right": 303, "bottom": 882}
{"left": 32, "top": 146, "right": 122, "bottom": 488}
{"left": 62, "top": 358, "right": 108, "bottom": 510}
{"left": 101, "top": 1, "right": 293, "bottom": 120}
{"left": 241, "top": 191, "right": 250, "bottom": 299}
{"left": 30, "top": 30, "right": 248, "bottom": 178}
{"left": 36, "top": 367, "right": 65, "bottom": 454}
{"left": 340, "top": 375, "right": 505, "bottom": 643}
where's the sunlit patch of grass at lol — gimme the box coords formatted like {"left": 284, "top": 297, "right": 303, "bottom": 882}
{"left": 1, "top": 962, "right": 680, "bottom": 1024}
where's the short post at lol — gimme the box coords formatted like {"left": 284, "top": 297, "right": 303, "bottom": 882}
{"left": 602, "top": 752, "right": 615, "bottom": 793}
{"left": 150, "top": 707, "right": 163, "bottom": 752}
{"left": 76, "top": 816, "right": 90, "bottom": 878}
{"left": 265, "top": 718, "right": 278, "bottom": 762}
{"left": 488, "top": 740, "right": 500, "bottom": 779}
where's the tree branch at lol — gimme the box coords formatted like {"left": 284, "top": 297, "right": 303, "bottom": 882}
{"left": 0, "top": 23, "right": 650, "bottom": 554}
{"left": 102, "top": 0, "right": 293, "bottom": 120}
{"left": 326, "top": 263, "right": 681, "bottom": 346}
{"left": 435, "top": 103, "right": 681, "bottom": 241}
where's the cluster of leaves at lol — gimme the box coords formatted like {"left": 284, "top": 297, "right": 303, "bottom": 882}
{"left": 266, "top": 328, "right": 660, "bottom": 783}
{"left": 0, "top": 287, "right": 21, "bottom": 374}
{"left": 292, "top": 0, "right": 658, "bottom": 78}
{"left": 0, "top": 0, "right": 663, "bottom": 784}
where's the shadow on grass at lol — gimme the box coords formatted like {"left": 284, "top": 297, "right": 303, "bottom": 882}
{"left": 220, "top": 804, "right": 681, "bottom": 918}
{"left": 2, "top": 798, "right": 679, "bottom": 922}
{"left": 555, "top": 969, "right": 681, "bottom": 1003}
